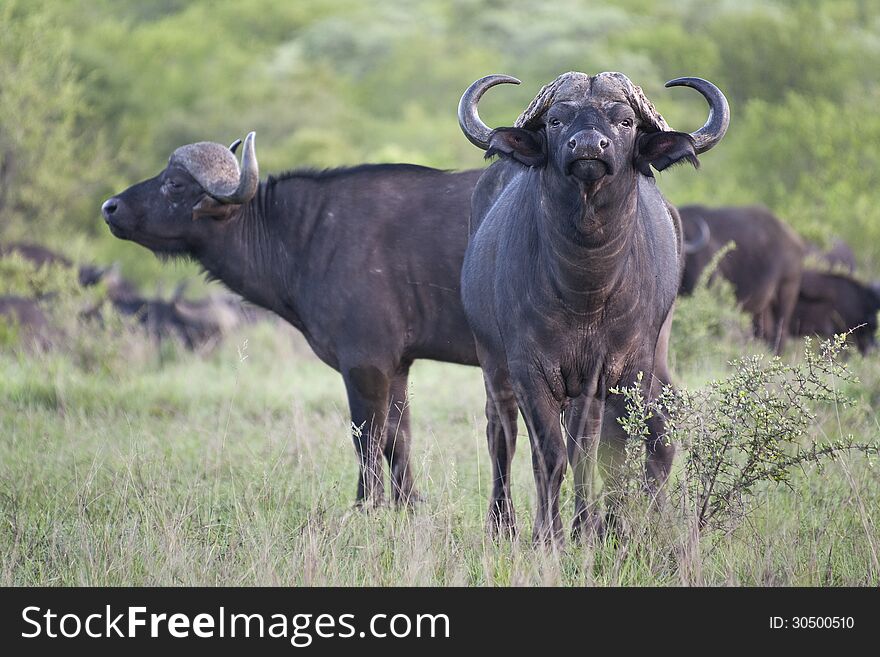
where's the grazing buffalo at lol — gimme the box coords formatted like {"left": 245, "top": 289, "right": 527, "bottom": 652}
{"left": 458, "top": 72, "right": 728, "bottom": 541}
{"left": 0, "top": 296, "right": 50, "bottom": 349}
{"left": 805, "top": 239, "right": 857, "bottom": 274}
{"left": 166, "top": 285, "right": 257, "bottom": 349}
{"left": 790, "top": 270, "right": 880, "bottom": 354}
{"left": 0, "top": 242, "right": 108, "bottom": 289}
{"left": 679, "top": 205, "right": 805, "bottom": 354}
{"left": 102, "top": 135, "right": 486, "bottom": 506}
{"left": 105, "top": 288, "right": 246, "bottom": 351}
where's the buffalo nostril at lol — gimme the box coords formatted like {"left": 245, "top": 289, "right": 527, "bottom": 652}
{"left": 568, "top": 138, "right": 577, "bottom": 150}
{"left": 599, "top": 138, "right": 609, "bottom": 149}
{"left": 101, "top": 199, "right": 118, "bottom": 220}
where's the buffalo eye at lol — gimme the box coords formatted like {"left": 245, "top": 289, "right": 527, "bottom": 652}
{"left": 620, "top": 118, "right": 634, "bottom": 128}
{"left": 548, "top": 118, "right": 562, "bottom": 128}
{"left": 163, "top": 179, "right": 185, "bottom": 196}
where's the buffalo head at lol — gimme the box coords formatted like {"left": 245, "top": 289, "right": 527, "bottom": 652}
{"left": 101, "top": 133, "right": 259, "bottom": 255}
{"left": 459, "top": 72, "right": 728, "bottom": 191}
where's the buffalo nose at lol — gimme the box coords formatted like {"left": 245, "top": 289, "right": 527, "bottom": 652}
{"left": 568, "top": 132, "right": 609, "bottom": 152}
{"left": 101, "top": 198, "right": 118, "bottom": 222}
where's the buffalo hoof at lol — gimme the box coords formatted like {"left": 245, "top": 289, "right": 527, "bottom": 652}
{"left": 530, "top": 524, "right": 565, "bottom": 548}
{"left": 571, "top": 509, "right": 605, "bottom": 544}
{"left": 487, "top": 500, "right": 517, "bottom": 539}
{"left": 352, "top": 496, "right": 388, "bottom": 513}
{"left": 394, "top": 489, "right": 427, "bottom": 510}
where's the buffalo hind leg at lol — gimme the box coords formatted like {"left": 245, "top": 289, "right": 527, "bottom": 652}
{"left": 385, "top": 366, "right": 422, "bottom": 507}
{"left": 344, "top": 364, "right": 392, "bottom": 508}
{"left": 646, "top": 313, "right": 676, "bottom": 501}
{"left": 481, "top": 361, "right": 520, "bottom": 537}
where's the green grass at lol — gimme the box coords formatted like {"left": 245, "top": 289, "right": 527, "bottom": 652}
{"left": 1, "top": 315, "right": 878, "bottom": 586}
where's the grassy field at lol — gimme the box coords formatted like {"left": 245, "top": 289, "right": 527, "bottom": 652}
{"left": 1, "top": 301, "right": 879, "bottom": 587}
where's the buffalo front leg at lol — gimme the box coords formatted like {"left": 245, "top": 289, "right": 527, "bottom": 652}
{"left": 514, "top": 381, "right": 567, "bottom": 545}
{"left": 343, "top": 365, "right": 392, "bottom": 508}
{"left": 565, "top": 394, "right": 603, "bottom": 540}
{"left": 481, "top": 361, "right": 520, "bottom": 537}
{"left": 770, "top": 271, "right": 801, "bottom": 355}
{"left": 385, "top": 366, "right": 422, "bottom": 507}
{"left": 644, "top": 413, "right": 675, "bottom": 505}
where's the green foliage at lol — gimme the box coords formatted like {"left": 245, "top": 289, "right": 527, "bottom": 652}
{"left": 0, "top": 1, "right": 115, "bottom": 242}
{"left": 3, "top": 0, "right": 880, "bottom": 284}
{"left": 0, "top": 254, "right": 80, "bottom": 299}
{"left": 615, "top": 334, "right": 879, "bottom": 533}
{"left": 0, "top": 316, "right": 21, "bottom": 348}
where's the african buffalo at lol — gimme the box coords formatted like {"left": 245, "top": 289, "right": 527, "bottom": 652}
{"left": 106, "top": 289, "right": 246, "bottom": 351}
{"left": 0, "top": 296, "right": 50, "bottom": 349}
{"left": 805, "top": 239, "right": 857, "bottom": 274}
{"left": 166, "top": 285, "right": 257, "bottom": 349}
{"left": 458, "top": 72, "right": 728, "bottom": 541}
{"left": 790, "top": 270, "right": 880, "bottom": 354}
{"left": 679, "top": 205, "right": 805, "bottom": 354}
{"left": 102, "top": 135, "right": 486, "bottom": 507}
{"left": 0, "top": 242, "right": 108, "bottom": 289}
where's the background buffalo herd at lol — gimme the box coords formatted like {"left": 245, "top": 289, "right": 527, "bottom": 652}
{"left": 3, "top": 207, "right": 876, "bottom": 355}
{"left": 0, "top": 241, "right": 267, "bottom": 352}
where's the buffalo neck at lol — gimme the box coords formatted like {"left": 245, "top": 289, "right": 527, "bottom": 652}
{"left": 535, "top": 167, "right": 639, "bottom": 316}
{"left": 190, "top": 182, "right": 299, "bottom": 324}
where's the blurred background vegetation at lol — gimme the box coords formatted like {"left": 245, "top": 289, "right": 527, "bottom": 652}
{"left": 2, "top": 0, "right": 880, "bottom": 289}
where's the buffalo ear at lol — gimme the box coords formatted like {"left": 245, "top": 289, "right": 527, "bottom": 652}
{"left": 486, "top": 127, "right": 546, "bottom": 167}
{"left": 635, "top": 131, "right": 699, "bottom": 176}
{"left": 192, "top": 195, "right": 236, "bottom": 221}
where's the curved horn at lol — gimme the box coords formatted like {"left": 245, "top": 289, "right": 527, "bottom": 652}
{"left": 683, "top": 215, "right": 710, "bottom": 254}
{"left": 229, "top": 138, "right": 242, "bottom": 154}
{"left": 458, "top": 74, "right": 521, "bottom": 150}
{"left": 213, "top": 132, "right": 259, "bottom": 205}
{"left": 665, "top": 77, "right": 730, "bottom": 154}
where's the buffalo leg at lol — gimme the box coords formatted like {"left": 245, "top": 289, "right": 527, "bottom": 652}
{"left": 385, "top": 367, "right": 421, "bottom": 507}
{"left": 481, "top": 358, "right": 520, "bottom": 536}
{"left": 514, "top": 380, "right": 566, "bottom": 544}
{"left": 598, "top": 401, "right": 630, "bottom": 533}
{"left": 565, "top": 394, "right": 603, "bottom": 540}
{"left": 770, "top": 271, "right": 801, "bottom": 355}
{"left": 343, "top": 365, "right": 391, "bottom": 507}
{"left": 645, "top": 311, "right": 676, "bottom": 498}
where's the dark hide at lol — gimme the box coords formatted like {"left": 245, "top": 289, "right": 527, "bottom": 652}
{"left": 103, "top": 160, "right": 484, "bottom": 506}
{"left": 106, "top": 292, "right": 245, "bottom": 351}
{"left": 0, "top": 242, "right": 107, "bottom": 287}
{"left": 0, "top": 242, "right": 73, "bottom": 269}
{"left": 679, "top": 205, "right": 805, "bottom": 354}
{"left": 0, "top": 241, "right": 124, "bottom": 292}
{"left": 790, "top": 270, "right": 880, "bottom": 354}
{"left": 463, "top": 93, "right": 696, "bottom": 542}
{"left": 805, "top": 239, "right": 857, "bottom": 274}
{"left": 0, "top": 296, "right": 50, "bottom": 349}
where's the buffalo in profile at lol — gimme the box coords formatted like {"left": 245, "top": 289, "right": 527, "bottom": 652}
{"left": 102, "top": 134, "right": 489, "bottom": 507}
{"left": 679, "top": 205, "right": 805, "bottom": 354}
{"left": 458, "top": 71, "right": 728, "bottom": 540}
{"left": 790, "top": 270, "right": 880, "bottom": 354}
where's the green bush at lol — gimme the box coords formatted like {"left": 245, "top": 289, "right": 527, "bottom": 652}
{"left": 614, "top": 334, "right": 879, "bottom": 533}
